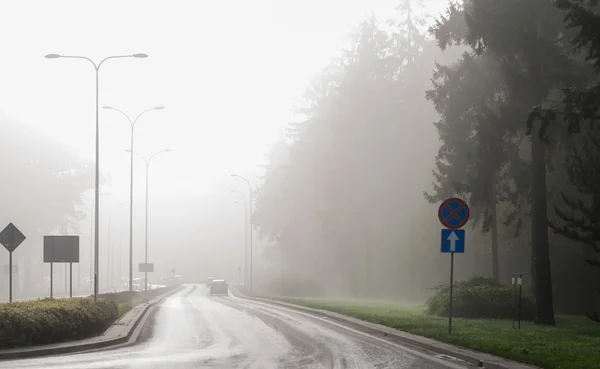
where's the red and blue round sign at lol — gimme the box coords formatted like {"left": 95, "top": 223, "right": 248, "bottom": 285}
{"left": 438, "top": 198, "right": 470, "bottom": 229}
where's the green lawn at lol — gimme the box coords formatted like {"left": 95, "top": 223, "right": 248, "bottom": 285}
{"left": 264, "top": 297, "right": 600, "bottom": 369}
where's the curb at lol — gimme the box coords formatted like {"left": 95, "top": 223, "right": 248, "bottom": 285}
{"left": 231, "top": 288, "right": 539, "bottom": 369}
{"left": 0, "top": 285, "right": 184, "bottom": 360}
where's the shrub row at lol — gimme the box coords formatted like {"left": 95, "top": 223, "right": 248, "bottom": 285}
{"left": 426, "top": 276, "right": 536, "bottom": 321}
{"left": 98, "top": 285, "right": 178, "bottom": 304}
{"left": 0, "top": 298, "right": 118, "bottom": 349}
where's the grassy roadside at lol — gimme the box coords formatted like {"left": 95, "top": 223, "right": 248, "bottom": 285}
{"left": 256, "top": 296, "right": 600, "bottom": 369}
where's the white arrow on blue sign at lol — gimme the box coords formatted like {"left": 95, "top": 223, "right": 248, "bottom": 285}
{"left": 441, "top": 229, "right": 465, "bottom": 253}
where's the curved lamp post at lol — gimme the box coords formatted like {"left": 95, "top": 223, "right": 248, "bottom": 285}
{"left": 45, "top": 53, "right": 147, "bottom": 299}
{"left": 104, "top": 106, "right": 163, "bottom": 291}
{"left": 125, "top": 148, "right": 170, "bottom": 290}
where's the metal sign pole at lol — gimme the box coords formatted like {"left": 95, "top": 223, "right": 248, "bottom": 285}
{"left": 50, "top": 262, "right": 53, "bottom": 298}
{"left": 0, "top": 223, "right": 26, "bottom": 302}
{"left": 70, "top": 262, "right": 73, "bottom": 298}
{"left": 449, "top": 252, "right": 454, "bottom": 335}
{"left": 437, "top": 198, "right": 469, "bottom": 337}
{"left": 9, "top": 251, "right": 13, "bottom": 303}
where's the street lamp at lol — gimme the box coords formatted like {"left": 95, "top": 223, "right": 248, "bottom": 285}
{"left": 104, "top": 106, "right": 163, "bottom": 291}
{"left": 231, "top": 174, "right": 253, "bottom": 292}
{"left": 125, "top": 148, "right": 171, "bottom": 291}
{"left": 231, "top": 191, "right": 248, "bottom": 289}
{"left": 86, "top": 192, "right": 111, "bottom": 290}
{"left": 45, "top": 52, "right": 148, "bottom": 300}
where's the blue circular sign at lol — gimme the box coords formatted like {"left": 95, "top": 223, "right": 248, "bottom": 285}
{"left": 438, "top": 198, "right": 470, "bottom": 229}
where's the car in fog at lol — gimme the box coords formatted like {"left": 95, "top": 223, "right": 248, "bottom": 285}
{"left": 206, "top": 277, "right": 216, "bottom": 287}
{"left": 209, "top": 279, "right": 228, "bottom": 296}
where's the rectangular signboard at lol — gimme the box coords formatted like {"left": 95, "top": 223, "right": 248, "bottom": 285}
{"left": 44, "top": 235, "right": 79, "bottom": 263}
{"left": 138, "top": 263, "right": 154, "bottom": 273}
{"left": 440, "top": 229, "right": 465, "bottom": 253}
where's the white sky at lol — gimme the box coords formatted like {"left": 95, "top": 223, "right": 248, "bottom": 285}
{"left": 0, "top": 0, "right": 449, "bottom": 280}
{"left": 0, "top": 0, "right": 447, "bottom": 196}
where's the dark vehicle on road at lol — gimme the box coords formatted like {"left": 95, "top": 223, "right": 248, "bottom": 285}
{"left": 210, "top": 279, "right": 228, "bottom": 296}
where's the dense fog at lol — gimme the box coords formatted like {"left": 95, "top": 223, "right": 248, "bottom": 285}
{"left": 0, "top": 0, "right": 598, "bottom": 324}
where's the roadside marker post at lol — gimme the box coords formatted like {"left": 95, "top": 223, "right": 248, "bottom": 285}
{"left": 438, "top": 198, "right": 469, "bottom": 335}
{"left": 512, "top": 276, "right": 516, "bottom": 329}
{"left": 517, "top": 275, "right": 523, "bottom": 329}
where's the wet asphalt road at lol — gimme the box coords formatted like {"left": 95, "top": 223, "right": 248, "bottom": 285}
{"left": 0, "top": 285, "right": 472, "bottom": 369}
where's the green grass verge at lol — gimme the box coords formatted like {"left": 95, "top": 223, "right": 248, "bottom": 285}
{"left": 262, "top": 296, "right": 600, "bottom": 369}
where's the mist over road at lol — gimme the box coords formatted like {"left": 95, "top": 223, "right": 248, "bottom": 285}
{"left": 1, "top": 285, "right": 471, "bottom": 369}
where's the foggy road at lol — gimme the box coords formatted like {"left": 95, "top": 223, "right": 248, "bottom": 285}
{"left": 0, "top": 285, "right": 472, "bottom": 369}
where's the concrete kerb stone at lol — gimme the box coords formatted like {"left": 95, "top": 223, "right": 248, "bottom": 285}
{"left": 231, "top": 288, "right": 539, "bottom": 369}
{"left": 0, "top": 285, "right": 184, "bottom": 361}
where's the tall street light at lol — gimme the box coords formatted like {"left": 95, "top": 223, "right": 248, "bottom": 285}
{"left": 125, "top": 148, "right": 171, "bottom": 291}
{"left": 231, "top": 174, "right": 253, "bottom": 292}
{"left": 45, "top": 52, "right": 148, "bottom": 300}
{"left": 231, "top": 191, "right": 248, "bottom": 289}
{"left": 104, "top": 106, "right": 164, "bottom": 291}
{"left": 85, "top": 191, "right": 111, "bottom": 290}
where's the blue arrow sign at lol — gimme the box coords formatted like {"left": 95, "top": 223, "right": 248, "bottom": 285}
{"left": 441, "top": 229, "right": 465, "bottom": 253}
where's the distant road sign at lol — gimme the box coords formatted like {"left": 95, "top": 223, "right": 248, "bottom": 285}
{"left": 139, "top": 263, "right": 154, "bottom": 273}
{"left": 441, "top": 229, "right": 465, "bottom": 253}
{"left": 0, "top": 223, "right": 26, "bottom": 252}
{"left": 438, "top": 198, "right": 470, "bottom": 229}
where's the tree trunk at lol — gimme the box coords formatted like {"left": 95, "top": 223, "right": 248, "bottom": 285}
{"left": 531, "top": 130, "right": 556, "bottom": 325}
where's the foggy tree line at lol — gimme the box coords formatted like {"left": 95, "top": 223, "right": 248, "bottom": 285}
{"left": 0, "top": 115, "right": 93, "bottom": 297}
{"left": 253, "top": 0, "right": 600, "bottom": 325}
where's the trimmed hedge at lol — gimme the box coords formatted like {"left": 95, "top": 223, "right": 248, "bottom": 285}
{"left": 98, "top": 285, "right": 177, "bottom": 304}
{"left": 426, "top": 276, "right": 536, "bottom": 320}
{"left": 0, "top": 298, "right": 118, "bottom": 349}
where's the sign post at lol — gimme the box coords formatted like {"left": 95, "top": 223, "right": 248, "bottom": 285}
{"left": 0, "top": 223, "right": 26, "bottom": 303}
{"left": 138, "top": 263, "right": 154, "bottom": 290}
{"left": 438, "top": 198, "right": 469, "bottom": 335}
{"left": 517, "top": 274, "right": 523, "bottom": 329}
{"left": 43, "top": 235, "right": 79, "bottom": 298}
{"left": 512, "top": 275, "right": 516, "bottom": 329}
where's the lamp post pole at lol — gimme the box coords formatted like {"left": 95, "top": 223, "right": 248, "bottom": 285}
{"left": 45, "top": 53, "right": 148, "bottom": 300}
{"left": 126, "top": 149, "right": 170, "bottom": 291}
{"left": 104, "top": 106, "right": 164, "bottom": 291}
